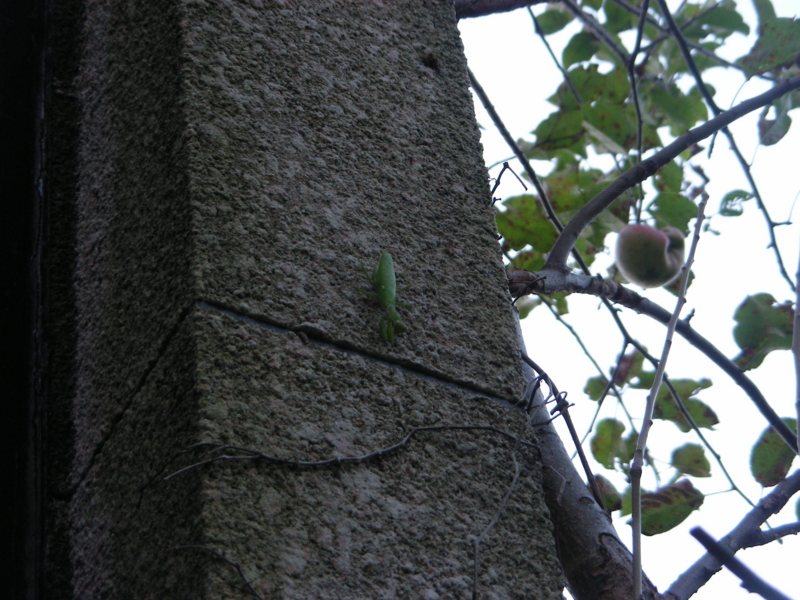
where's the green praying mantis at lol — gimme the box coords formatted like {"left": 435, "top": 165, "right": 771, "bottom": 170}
{"left": 362, "top": 252, "right": 408, "bottom": 342}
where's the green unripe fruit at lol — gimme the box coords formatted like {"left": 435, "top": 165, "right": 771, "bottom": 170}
{"left": 615, "top": 224, "right": 685, "bottom": 288}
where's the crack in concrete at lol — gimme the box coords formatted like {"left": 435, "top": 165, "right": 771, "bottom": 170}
{"left": 69, "top": 299, "right": 524, "bottom": 497}
{"left": 197, "top": 299, "right": 522, "bottom": 409}
{"left": 66, "top": 302, "right": 196, "bottom": 498}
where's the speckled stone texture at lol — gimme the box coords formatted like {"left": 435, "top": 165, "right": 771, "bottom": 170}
{"left": 47, "top": 0, "right": 563, "bottom": 598}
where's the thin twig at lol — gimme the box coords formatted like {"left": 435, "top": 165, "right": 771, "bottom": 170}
{"left": 164, "top": 424, "right": 541, "bottom": 481}
{"left": 528, "top": 7, "right": 581, "bottom": 104}
{"left": 627, "top": 0, "right": 650, "bottom": 222}
{"left": 795, "top": 248, "right": 800, "bottom": 454}
{"left": 560, "top": 0, "right": 630, "bottom": 65}
{"left": 631, "top": 194, "right": 708, "bottom": 599}
{"left": 467, "top": 67, "right": 591, "bottom": 276}
{"left": 740, "top": 522, "right": 800, "bottom": 548}
{"left": 689, "top": 528, "right": 794, "bottom": 600}
{"left": 653, "top": 0, "right": 796, "bottom": 292}
{"left": 521, "top": 352, "right": 606, "bottom": 509}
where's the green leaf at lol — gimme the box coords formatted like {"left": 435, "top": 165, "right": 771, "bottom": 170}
{"left": 645, "top": 82, "right": 709, "bottom": 135}
{"left": 507, "top": 248, "right": 546, "bottom": 273}
{"left": 719, "top": 190, "right": 753, "bottom": 216}
{"left": 603, "top": 0, "right": 633, "bottom": 34}
{"left": 614, "top": 349, "right": 645, "bottom": 386}
{"left": 496, "top": 195, "right": 559, "bottom": 251}
{"left": 671, "top": 443, "right": 711, "bottom": 477}
{"left": 551, "top": 291, "right": 570, "bottom": 315}
{"left": 752, "top": 0, "right": 777, "bottom": 26}
{"left": 595, "top": 474, "right": 623, "bottom": 511}
{"left": 699, "top": 5, "right": 750, "bottom": 36}
{"left": 640, "top": 480, "right": 704, "bottom": 536}
{"left": 633, "top": 377, "right": 717, "bottom": 432}
{"left": 536, "top": 9, "right": 573, "bottom": 35}
{"left": 758, "top": 94, "right": 794, "bottom": 146}
{"left": 737, "top": 18, "right": 800, "bottom": 77}
{"left": 654, "top": 162, "right": 683, "bottom": 195}
{"left": 623, "top": 431, "right": 638, "bottom": 465}
{"left": 563, "top": 31, "right": 601, "bottom": 67}
{"left": 529, "top": 109, "right": 587, "bottom": 158}
{"left": 582, "top": 0, "right": 603, "bottom": 10}
{"left": 750, "top": 418, "right": 797, "bottom": 486}
{"left": 514, "top": 296, "right": 540, "bottom": 319}
{"left": 582, "top": 101, "right": 638, "bottom": 153}
{"left": 682, "top": 3, "right": 750, "bottom": 40}
{"left": 591, "top": 418, "right": 626, "bottom": 468}
{"left": 621, "top": 485, "right": 632, "bottom": 516}
{"left": 584, "top": 375, "right": 610, "bottom": 401}
{"left": 648, "top": 193, "right": 698, "bottom": 233}
{"left": 732, "top": 294, "right": 794, "bottom": 370}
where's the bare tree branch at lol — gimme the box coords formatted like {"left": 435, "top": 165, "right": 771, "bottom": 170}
{"left": 631, "top": 195, "right": 708, "bottom": 599}
{"left": 667, "top": 469, "right": 800, "bottom": 600}
{"left": 740, "top": 522, "right": 800, "bottom": 548}
{"left": 794, "top": 248, "right": 800, "bottom": 453}
{"left": 454, "top": 0, "right": 548, "bottom": 19}
{"left": 689, "top": 528, "right": 794, "bottom": 600}
{"left": 516, "top": 328, "right": 662, "bottom": 600}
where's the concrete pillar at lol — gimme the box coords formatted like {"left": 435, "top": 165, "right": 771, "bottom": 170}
{"left": 43, "top": 0, "right": 563, "bottom": 597}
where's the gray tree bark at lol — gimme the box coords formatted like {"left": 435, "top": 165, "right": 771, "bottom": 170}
{"left": 40, "top": 0, "right": 564, "bottom": 598}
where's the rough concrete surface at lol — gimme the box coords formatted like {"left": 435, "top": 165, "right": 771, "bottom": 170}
{"left": 45, "top": 0, "right": 564, "bottom": 597}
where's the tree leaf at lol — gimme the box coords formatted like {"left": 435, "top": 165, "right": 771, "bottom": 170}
{"left": 536, "top": 9, "right": 573, "bottom": 35}
{"left": 644, "top": 82, "right": 709, "bottom": 135}
{"left": 719, "top": 189, "right": 753, "bottom": 216}
{"left": 603, "top": 0, "right": 633, "bottom": 34}
{"left": 514, "top": 296, "right": 540, "bottom": 319}
{"left": 648, "top": 193, "right": 698, "bottom": 234}
{"left": 682, "top": 3, "right": 750, "bottom": 39}
{"left": 752, "top": 0, "right": 777, "bottom": 24}
{"left": 582, "top": 101, "right": 638, "bottom": 153}
{"left": 614, "top": 349, "right": 645, "bottom": 386}
{"left": 640, "top": 480, "right": 704, "bottom": 536}
{"left": 528, "top": 109, "right": 587, "bottom": 158}
{"left": 671, "top": 443, "right": 711, "bottom": 477}
{"left": 496, "top": 194, "right": 559, "bottom": 251}
{"left": 758, "top": 94, "right": 794, "bottom": 146}
{"left": 584, "top": 375, "right": 609, "bottom": 401}
{"left": 750, "top": 418, "right": 797, "bottom": 486}
{"left": 737, "top": 17, "right": 800, "bottom": 77}
{"left": 654, "top": 162, "right": 683, "bottom": 195}
{"left": 594, "top": 474, "right": 623, "bottom": 511}
{"left": 632, "top": 377, "right": 717, "bottom": 432}
{"left": 591, "top": 418, "right": 626, "bottom": 468}
{"left": 732, "top": 293, "right": 793, "bottom": 371}
{"left": 563, "top": 31, "right": 600, "bottom": 67}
